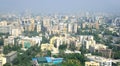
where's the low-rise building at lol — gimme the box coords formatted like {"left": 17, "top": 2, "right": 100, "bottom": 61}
{"left": 32, "top": 57, "right": 63, "bottom": 66}
{"left": 0, "top": 21, "right": 7, "bottom": 26}
{"left": 5, "top": 51, "right": 17, "bottom": 63}
{"left": 86, "top": 55, "right": 112, "bottom": 66}
{"left": 20, "top": 36, "right": 42, "bottom": 48}
{"left": 85, "top": 61, "right": 100, "bottom": 66}
{"left": 4, "top": 36, "right": 15, "bottom": 46}
{"left": 0, "top": 26, "right": 10, "bottom": 33}
{"left": 0, "top": 46, "right": 3, "bottom": 54}
{"left": 64, "top": 50, "right": 81, "bottom": 54}
{"left": 41, "top": 43, "right": 54, "bottom": 51}
{"left": 0, "top": 54, "right": 6, "bottom": 66}
{"left": 11, "top": 29, "right": 21, "bottom": 37}
{"left": 94, "top": 44, "right": 108, "bottom": 50}
{"left": 98, "top": 49, "right": 112, "bottom": 58}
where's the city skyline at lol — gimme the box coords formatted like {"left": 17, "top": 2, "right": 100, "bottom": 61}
{"left": 0, "top": 1, "right": 120, "bottom": 65}
{"left": 0, "top": 0, "right": 120, "bottom": 14}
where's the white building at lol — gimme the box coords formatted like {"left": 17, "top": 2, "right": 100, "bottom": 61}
{"left": 68, "top": 23, "right": 73, "bottom": 33}
{"left": 73, "top": 23, "right": 78, "bottom": 33}
{"left": 86, "top": 55, "right": 112, "bottom": 66}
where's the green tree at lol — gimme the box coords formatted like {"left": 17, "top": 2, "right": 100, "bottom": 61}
{"left": 3, "top": 63, "right": 11, "bottom": 66}
{"left": 62, "top": 59, "right": 82, "bottom": 66}
{"left": 0, "top": 38, "right": 4, "bottom": 46}
{"left": 59, "top": 44, "right": 67, "bottom": 50}
{"left": 59, "top": 53, "right": 85, "bottom": 65}
{"left": 93, "top": 34, "right": 101, "bottom": 43}
{"left": 69, "top": 43, "right": 76, "bottom": 51}
{"left": 114, "top": 51, "right": 120, "bottom": 59}
{"left": 41, "top": 36, "right": 49, "bottom": 43}
{"left": 117, "top": 62, "right": 120, "bottom": 66}
{"left": 23, "top": 31, "right": 39, "bottom": 37}
{"left": 103, "top": 29, "right": 112, "bottom": 35}
{"left": 12, "top": 45, "right": 41, "bottom": 66}
{"left": 46, "top": 50, "right": 51, "bottom": 56}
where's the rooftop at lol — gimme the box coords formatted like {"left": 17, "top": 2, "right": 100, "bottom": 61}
{"left": 6, "top": 51, "right": 17, "bottom": 57}
{"left": 32, "top": 57, "right": 63, "bottom": 65}
{"left": 86, "top": 55, "right": 112, "bottom": 62}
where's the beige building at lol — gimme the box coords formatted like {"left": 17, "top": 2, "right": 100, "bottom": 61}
{"left": 95, "top": 22, "right": 99, "bottom": 29}
{"left": 94, "top": 44, "right": 107, "bottom": 50}
{"left": 85, "top": 40, "right": 96, "bottom": 50}
{"left": 41, "top": 36, "right": 80, "bottom": 51}
{"left": 20, "top": 37, "right": 42, "bottom": 48}
{"left": 61, "top": 16, "right": 68, "bottom": 21}
{"left": 21, "top": 18, "right": 35, "bottom": 31}
{"left": 0, "top": 21, "right": 7, "bottom": 26}
{"left": 0, "top": 54, "right": 6, "bottom": 66}
{"left": 29, "top": 19, "right": 35, "bottom": 31}
{"left": 82, "top": 23, "right": 87, "bottom": 28}
{"left": 85, "top": 61, "right": 100, "bottom": 66}
{"left": 41, "top": 43, "right": 54, "bottom": 51}
{"left": 36, "top": 24, "right": 41, "bottom": 33}
{"left": 21, "top": 39, "right": 36, "bottom": 48}
{"left": 4, "top": 36, "right": 14, "bottom": 46}
{"left": 41, "top": 43, "right": 59, "bottom": 55}
{"left": 11, "top": 29, "right": 20, "bottom": 37}
{"left": 43, "top": 18, "right": 50, "bottom": 28}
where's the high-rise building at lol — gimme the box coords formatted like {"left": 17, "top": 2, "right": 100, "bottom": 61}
{"left": 68, "top": 23, "right": 73, "bottom": 33}
{"left": 0, "top": 46, "right": 3, "bottom": 54}
{"left": 0, "top": 55, "right": 6, "bottom": 66}
{"left": 0, "top": 21, "right": 7, "bottom": 26}
{"left": 43, "top": 18, "right": 50, "bottom": 28}
{"left": 95, "top": 22, "right": 99, "bottom": 29}
{"left": 0, "top": 26, "right": 10, "bottom": 33}
{"left": 11, "top": 29, "right": 20, "bottom": 37}
{"left": 82, "top": 23, "right": 86, "bottom": 28}
{"left": 29, "top": 19, "right": 35, "bottom": 31}
{"left": 73, "top": 23, "right": 78, "bottom": 33}
{"left": 36, "top": 24, "right": 41, "bottom": 33}
{"left": 114, "top": 17, "right": 120, "bottom": 27}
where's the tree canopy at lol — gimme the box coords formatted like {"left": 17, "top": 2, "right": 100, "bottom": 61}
{"left": 62, "top": 59, "right": 82, "bottom": 66}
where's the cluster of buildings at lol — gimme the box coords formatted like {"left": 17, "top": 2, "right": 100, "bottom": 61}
{"left": 0, "top": 13, "right": 120, "bottom": 66}
{"left": 85, "top": 53, "right": 120, "bottom": 66}
{"left": 20, "top": 36, "right": 42, "bottom": 48}
{"left": 85, "top": 54, "right": 112, "bottom": 66}
{"left": 82, "top": 22, "right": 99, "bottom": 29}
{"left": 41, "top": 35, "right": 109, "bottom": 56}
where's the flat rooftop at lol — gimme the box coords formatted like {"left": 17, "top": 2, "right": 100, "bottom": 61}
{"left": 6, "top": 51, "right": 17, "bottom": 56}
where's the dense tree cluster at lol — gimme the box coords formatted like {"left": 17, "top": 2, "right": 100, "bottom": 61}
{"left": 54, "top": 53, "right": 85, "bottom": 66}
{"left": 3, "top": 45, "right": 41, "bottom": 66}
{"left": 23, "top": 31, "right": 39, "bottom": 37}
{"left": 62, "top": 59, "right": 82, "bottom": 66}
{"left": 59, "top": 44, "right": 67, "bottom": 50}
{"left": 3, "top": 45, "right": 21, "bottom": 54}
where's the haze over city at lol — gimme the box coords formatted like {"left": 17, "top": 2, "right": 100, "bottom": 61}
{"left": 0, "top": 0, "right": 120, "bottom": 66}
{"left": 0, "top": 0, "right": 120, "bottom": 13}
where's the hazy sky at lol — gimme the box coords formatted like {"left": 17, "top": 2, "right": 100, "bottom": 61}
{"left": 0, "top": 0, "right": 120, "bottom": 13}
